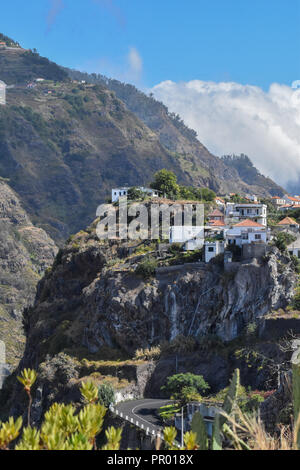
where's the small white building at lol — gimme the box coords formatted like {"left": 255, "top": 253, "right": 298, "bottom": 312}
{"left": 215, "top": 197, "right": 225, "bottom": 207}
{"left": 111, "top": 186, "right": 159, "bottom": 203}
{"left": 170, "top": 226, "right": 204, "bottom": 246}
{"left": 204, "top": 241, "right": 225, "bottom": 263}
{"left": 225, "top": 202, "right": 267, "bottom": 226}
{"left": 287, "top": 236, "right": 300, "bottom": 259}
{"left": 0, "top": 80, "right": 6, "bottom": 105}
{"left": 0, "top": 341, "right": 9, "bottom": 390}
{"left": 283, "top": 195, "right": 300, "bottom": 206}
{"left": 226, "top": 219, "right": 267, "bottom": 247}
{"left": 271, "top": 196, "right": 286, "bottom": 209}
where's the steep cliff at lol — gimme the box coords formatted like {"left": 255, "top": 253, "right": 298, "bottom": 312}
{"left": 16, "top": 225, "right": 297, "bottom": 367}
{"left": 2, "top": 223, "right": 299, "bottom": 418}
{"left": 0, "top": 180, "right": 57, "bottom": 366}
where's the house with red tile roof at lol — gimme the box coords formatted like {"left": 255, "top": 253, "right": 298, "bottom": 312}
{"left": 226, "top": 219, "right": 267, "bottom": 247}
{"left": 208, "top": 208, "right": 224, "bottom": 224}
{"left": 215, "top": 197, "right": 225, "bottom": 207}
{"left": 276, "top": 217, "right": 299, "bottom": 232}
{"left": 283, "top": 195, "right": 300, "bottom": 206}
{"left": 225, "top": 202, "right": 267, "bottom": 226}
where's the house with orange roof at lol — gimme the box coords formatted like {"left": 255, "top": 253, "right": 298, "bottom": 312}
{"left": 208, "top": 208, "right": 224, "bottom": 224}
{"left": 271, "top": 196, "right": 286, "bottom": 209}
{"left": 215, "top": 197, "right": 225, "bottom": 207}
{"left": 226, "top": 219, "right": 268, "bottom": 247}
{"left": 283, "top": 195, "right": 300, "bottom": 206}
{"left": 225, "top": 202, "right": 267, "bottom": 226}
{"left": 276, "top": 217, "right": 299, "bottom": 233}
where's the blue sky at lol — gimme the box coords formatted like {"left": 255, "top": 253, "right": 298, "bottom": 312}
{"left": 1, "top": 0, "right": 299, "bottom": 90}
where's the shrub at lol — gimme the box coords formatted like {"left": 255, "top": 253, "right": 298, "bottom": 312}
{"left": 98, "top": 383, "right": 115, "bottom": 408}
{"left": 162, "top": 373, "right": 210, "bottom": 404}
{"left": 134, "top": 346, "right": 161, "bottom": 361}
{"left": 135, "top": 256, "right": 157, "bottom": 278}
{"left": 272, "top": 232, "right": 297, "bottom": 252}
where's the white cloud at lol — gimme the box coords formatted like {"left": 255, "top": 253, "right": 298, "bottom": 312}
{"left": 151, "top": 80, "right": 300, "bottom": 188}
{"left": 46, "top": 0, "right": 64, "bottom": 32}
{"left": 128, "top": 47, "right": 143, "bottom": 75}
{"left": 79, "top": 46, "right": 143, "bottom": 85}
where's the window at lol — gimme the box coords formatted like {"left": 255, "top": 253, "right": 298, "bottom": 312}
{"left": 208, "top": 247, "right": 214, "bottom": 252}
{"left": 255, "top": 234, "right": 261, "bottom": 240}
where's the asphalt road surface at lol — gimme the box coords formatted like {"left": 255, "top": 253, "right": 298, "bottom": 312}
{"left": 115, "top": 398, "right": 174, "bottom": 436}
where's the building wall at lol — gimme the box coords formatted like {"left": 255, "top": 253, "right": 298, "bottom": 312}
{"left": 204, "top": 241, "right": 224, "bottom": 263}
{"left": 170, "top": 226, "right": 204, "bottom": 243}
{"left": 0, "top": 82, "right": 6, "bottom": 105}
{"left": 0, "top": 341, "right": 9, "bottom": 390}
{"left": 242, "top": 243, "right": 267, "bottom": 260}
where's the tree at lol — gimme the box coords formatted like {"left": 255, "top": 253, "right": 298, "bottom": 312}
{"left": 127, "top": 187, "right": 145, "bottom": 201}
{"left": 150, "top": 169, "right": 180, "bottom": 198}
{"left": 272, "top": 232, "right": 296, "bottom": 252}
{"left": 98, "top": 383, "right": 115, "bottom": 408}
{"left": 162, "top": 373, "right": 210, "bottom": 404}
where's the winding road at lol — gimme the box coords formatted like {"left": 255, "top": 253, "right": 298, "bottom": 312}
{"left": 114, "top": 398, "right": 174, "bottom": 436}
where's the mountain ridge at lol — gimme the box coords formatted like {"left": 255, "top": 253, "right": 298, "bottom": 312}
{"left": 0, "top": 36, "right": 285, "bottom": 244}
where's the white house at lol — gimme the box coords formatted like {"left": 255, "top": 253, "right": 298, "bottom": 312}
{"left": 225, "top": 203, "right": 267, "bottom": 226}
{"left": 170, "top": 226, "right": 204, "bottom": 246}
{"left": 204, "top": 241, "right": 225, "bottom": 263}
{"left": 215, "top": 197, "right": 225, "bottom": 207}
{"left": 271, "top": 196, "right": 286, "bottom": 209}
{"left": 226, "top": 219, "right": 267, "bottom": 247}
{"left": 111, "top": 186, "right": 159, "bottom": 203}
{"left": 276, "top": 217, "right": 299, "bottom": 233}
{"left": 287, "top": 236, "right": 300, "bottom": 259}
{"left": 0, "top": 80, "right": 6, "bottom": 105}
{"left": 283, "top": 195, "right": 300, "bottom": 206}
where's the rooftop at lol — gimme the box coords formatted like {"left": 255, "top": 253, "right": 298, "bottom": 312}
{"left": 209, "top": 220, "right": 226, "bottom": 227}
{"left": 233, "top": 219, "right": 265, "bottom": 228}
{"left": 278, "top": 217, "right": 298, "bottom": 225}
{"left": 208, "top": 209, "right": 224, "bottom": 217}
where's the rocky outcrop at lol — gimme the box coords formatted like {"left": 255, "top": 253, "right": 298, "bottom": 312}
{"left": 17, "top": 228, "right": 297, "bottom": 370}
{"left": 1, "top": 225, "right": 298, "bottom": 418}
{"left": 0, "top": 180, "right": 57, "bottom": 366}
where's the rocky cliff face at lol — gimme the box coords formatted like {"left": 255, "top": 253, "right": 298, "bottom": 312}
{"left": 18, "top": 226, "right": 297, "bottom": 368}
{"left": 1, "top": 223, "right": 298, "bottom": 419}
{"left": 0, "top": 180, "right": 57, "bottom": 366}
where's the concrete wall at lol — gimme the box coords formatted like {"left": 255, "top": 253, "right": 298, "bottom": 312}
{"left": 0, "top": 341, "right": 9, "bottom": 389}
{"left": 0, "top": 82, "right": 5, "bottom": 105}
{"left": 242, "top": 243, "right": 267, "bottom": 260}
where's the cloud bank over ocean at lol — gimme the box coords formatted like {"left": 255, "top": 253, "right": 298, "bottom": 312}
{"left": 152, "top": 80, "right": 300, "bottom": 190}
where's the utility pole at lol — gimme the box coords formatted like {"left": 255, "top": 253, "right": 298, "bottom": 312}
{"left": 181, "top": 406, "right": 184, "bottom": 448}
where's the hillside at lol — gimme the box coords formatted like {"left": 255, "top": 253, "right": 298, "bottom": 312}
{"left": 0, "top": 180, "right": 57, "bottom": 366}
{"left": 67, "top": 69, "right": 286, "bottom": 198}
{"left": 1, "top": 222, "right": 298, "bottom": 420}
{"left": 0, "top": 46, "right": 68, "bottom": 85}
{"left": 0, "top": 37, "right": 285, "bottom": 244}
